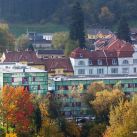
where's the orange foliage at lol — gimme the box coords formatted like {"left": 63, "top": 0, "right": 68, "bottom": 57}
{"left": 1, "top": 85, "right": 34, "bottom": 132}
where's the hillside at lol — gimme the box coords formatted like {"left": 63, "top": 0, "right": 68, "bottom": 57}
{"left": 1, "top": 0, "right": 137, "bottom": 29}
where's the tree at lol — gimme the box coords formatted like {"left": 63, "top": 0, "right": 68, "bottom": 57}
{"left": 52, "top": 32, "right": 69, "bottom": 49}
{"left": 103, "top": 96, "right": 137, "bottom": 137}
{"left": 15, "top": 34, "right": 30, "bottom": 50}
{"left": 0, "top": 85, "right": 34, "bottom": 133}
{"left": 69, "top": 2, "right": 85, "bottom": 48}
{"left": 34, "top": 104, "right": 42, "bottom": 134}
{"left": 0, "top": 23, "right": 15, "bottom": 53}
{"left": 98, "top": 6, "right": 114, "bottom": 26}
{"left": 90, "top": 89, "right": 125, "bottom": 123}
{"left": 117, "top": 17, "right": 131, "bottom": 43}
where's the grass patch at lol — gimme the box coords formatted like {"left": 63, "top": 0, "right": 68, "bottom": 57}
{"left": 9, "top": 23, "right": 68, "bottom": 37}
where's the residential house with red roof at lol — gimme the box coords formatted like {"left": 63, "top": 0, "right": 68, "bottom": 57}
{"left": 70, "top": 38, "right": 137, "bottom": 76}
{"left": 1, "top": 50, "right": 74, "bottom": 77}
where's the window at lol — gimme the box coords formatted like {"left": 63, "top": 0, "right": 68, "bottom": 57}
{"left": 89, "top": 69, "right": 93, "bottom": 74}
{"left": 111, "top": 68, "right": 118, "bottom": 74}
{"left": 134, "top": 68, "right": 137, "bottom": 73}
{"left": 80, "top": 53, "right": 83, "bottom": 58}
{"left": 122, "top": 68, "right": 129, "bottom": 73}
{"left": 78, "top": 60, "right": 85, "bottom": 66}
{"left": 12, "top": 77, "right": 14, "bottom": 82}
{"left": 38, "top": 85, "right": 40, "bottom": 90}
{"left": 78, "top": 69, "right": 85, "bottom": 74}
{"left": 88, "top": 59, "right": 92, "bottom": 65}
{"left": 22, "top": 77, "right": 28, "bottom": 84}
{"left": 97, "top": 68, "right": 104, "bottom": 74}
{"left": 133, "top": 59, "right": 137, "bottom": 64}
{"left": 123, "top": 60, "right": 129, "bottom": 65}
{"left": 33, "top": 77, "right": 35, "bottom": 82}
{"left": 97, "top": 59, "right": 102, "bottom": 65}
{"left": 112, "top": 59, "right": 117, "bottom": 65}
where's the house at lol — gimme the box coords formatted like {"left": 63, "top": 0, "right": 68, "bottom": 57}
{"left": 43, "top": 58, "right": 74, "bottom": 77}
{"left": 1, "top": 50, "right": 74, "bottom": 77}
{"left": 86, "top": 28, "right": 113, "bottom": 41}
{"left": 36, "top": 49, "right": 65, "bottom": 58}
{"left": 70, "top": 38, "right": 136, "bottom": 76}
{"left": 1, "top": 50, "right": 45, "bottom": 70}
{"left": 26, "top": 32, "right": 53, "bottom": 50}
{"left": 0, "top": 63, "right": 48, "bottom": 94}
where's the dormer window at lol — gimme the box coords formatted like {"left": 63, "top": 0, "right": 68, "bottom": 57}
{"left": 97, "top": 59, "right": 102, "bottom": 65}
{"left": 123, "top": 60, "right": 129, "bottom": 65}
{"left": 80, "top": 53, "right": 83, "bottom": 58}
{"left": 112, "top": 59, "right": 117, "bottom": 65}
{"left": 89, "top": 59, "right": 92, "bottom": 65}
{"left": 78, "top": 60, "right": 85, "bottom": 66}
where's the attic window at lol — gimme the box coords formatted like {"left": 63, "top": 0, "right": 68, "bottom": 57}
{"left": 89, "top": 59, "right": 92, "bottom": 65}
{"left": 112, "top": 59, "right": 117, "bottom": 65}
{"left": 80, "top": 53, "right": 83, "bottom": 58}
{"left": 78, "top": 60, "right": 85, "bottom": 66}
{"left": 97, "top": 59, "right": 102, "bottom": 65}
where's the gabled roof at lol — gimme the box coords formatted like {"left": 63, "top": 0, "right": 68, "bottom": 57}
{"left": 103, "top": 39, "right": 134, "bottom": 57}
{"left": 3, "top": 50, "right": 42, "bottom": 63}
{"left": 43, "top": 58, "right": 73, "bottom": 72}
{"left": 70, "top": 48, "right": 91, "bottom": 59}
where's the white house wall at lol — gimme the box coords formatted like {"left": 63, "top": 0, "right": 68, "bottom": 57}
{"left": 70, "top": 57, "right": 137, "bottom": 76}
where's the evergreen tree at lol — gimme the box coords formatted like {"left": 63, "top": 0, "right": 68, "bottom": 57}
{"left": 34, "top": 104, "right": 42, "bottom": 134}
{"left": 69, "top": 2, "right": 85, "bottom": 48}
{"left": 117, "top": 17, "right": 131, "bottom": 43}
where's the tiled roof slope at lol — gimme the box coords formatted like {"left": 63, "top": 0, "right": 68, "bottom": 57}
{"left": 43, "top": 58, "right": 74, "bottom": 72}
{"left": 3, "top": 51, "right": 42, "bottom": 63}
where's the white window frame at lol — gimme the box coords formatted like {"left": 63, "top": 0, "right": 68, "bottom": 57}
{"left": 122, "top": 68, "right": 129, "bottom": 74}
{"left": 112, "top": 59, "right": 117, "bottom": 65}
{"left": 111, "top": 68, "right": 118, "bottom": 74}
{"left": 78, "top": 69, "right": 85, "bottom": 75}
{"left": 97, "top": 59, "right": 102, "bottom": 65}
{"left": 89, "top": 69, "right": 93, "bottom": 75}
{"left": 97, "top": 68, "right": 104, "bottom": 74}
{"left": 123, "top": 60, "right": 129, "bottom": 65}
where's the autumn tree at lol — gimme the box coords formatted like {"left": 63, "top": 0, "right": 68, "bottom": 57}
{"left": 99, "top": 6, "right": 114, "bottom": 26}
{"left": 90, "top": 89, "right": 125, "bottom": 123}
{"left": 0, "top": 85, "right": 34, "bottom": 133}
{"left": 103, "top": 96, "right": 137, "bottom": 137}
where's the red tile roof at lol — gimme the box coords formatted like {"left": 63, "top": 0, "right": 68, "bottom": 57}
{"left": 70, "top": 48, "right": 91, "bottom": 58}
{"left": 3, "top": 51, "right": 42, "bottom": 63}
{"left": 43, "top": 58, "right": 74, "bottom": 73}
{"left": 103, "top": 39, "right": 134, "bottom": 57}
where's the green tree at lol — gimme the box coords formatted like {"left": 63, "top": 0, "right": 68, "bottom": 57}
{"left": 52, "top": 32, "right": 69, "bottom": 49}
{"left": 69, "top": 2, "right": 85, "bottom": 48}
{"left": 117, "top": 17, "right": 131, "bottom": 43}
{"left": 34, "top": 104, "right": 42, "bottom": 134}
{"left": 15, "top": 34, "right": 30, "bottom": 50}
{"left": 0, "top": 23, "right": 15, "bottom": 53}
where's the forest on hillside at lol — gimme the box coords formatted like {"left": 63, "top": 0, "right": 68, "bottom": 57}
{"left": 0, "top": 0, "right": 137, "bottom": 27}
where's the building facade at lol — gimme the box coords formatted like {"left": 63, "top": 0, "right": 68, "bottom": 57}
{"left": 0, "top": 63, "right": 48, "bottom": 94}
{"left": 70, "top": 39, "right": 137, "bottom": 76}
